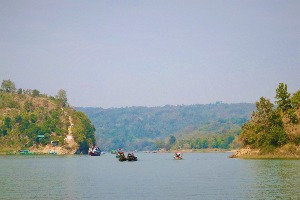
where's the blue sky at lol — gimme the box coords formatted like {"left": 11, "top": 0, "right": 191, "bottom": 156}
{"left": 1, "top": 0, "right": 299, "bottom": 108}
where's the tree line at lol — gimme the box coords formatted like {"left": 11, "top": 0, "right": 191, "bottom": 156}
{"left": 78, "top": 103, "right": 255, "bottom": 151}
{"left": 239, "top": 83, "right": 300, "bottom": 153}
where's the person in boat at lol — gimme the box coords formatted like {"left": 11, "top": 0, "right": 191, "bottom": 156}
{"left": 174, "top": 152, "right": 182, "bottom": 159}
{"left": 127, "top": 152, "right": 137, "bottom": 161}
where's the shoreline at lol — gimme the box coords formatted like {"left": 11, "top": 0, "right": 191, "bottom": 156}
{"left": 156, "top": 148, "right": 236, "bottom": 153}
{"left": 229, "top": 145, "right": 300, "bottom": 159}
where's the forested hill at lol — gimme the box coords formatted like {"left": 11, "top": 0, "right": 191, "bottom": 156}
{"left": 77, "top": 103, "right": 256, "bottom": 151}
{"left": 0, "top": 80, "right": 96, "bottom": 154}
{"left": 232, "top": 83, "right": 300, "bottom": 158}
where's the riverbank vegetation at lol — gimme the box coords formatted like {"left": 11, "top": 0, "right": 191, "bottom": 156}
{"left": 231, "top": 83, "right": 300, "bottom": 158}
{"left": 0, "top": 80, "right": 96, "bottom": 154}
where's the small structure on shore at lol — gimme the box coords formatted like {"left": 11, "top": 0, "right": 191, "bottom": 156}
{"left": 18, "top": 150, "right": 35, "bottom": 155}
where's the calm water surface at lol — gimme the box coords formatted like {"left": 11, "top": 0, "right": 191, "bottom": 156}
{"left": 1, "top": 153, "right": 300, "bottom": 200}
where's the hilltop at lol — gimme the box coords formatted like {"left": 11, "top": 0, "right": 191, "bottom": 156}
{"left": 230, "top": 83, "right": 300, "bottom": 158}
{"left": 0, "top": 80, "right": 96, "bottom": 154}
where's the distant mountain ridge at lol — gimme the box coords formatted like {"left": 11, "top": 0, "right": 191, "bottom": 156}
{"left": 77, "top": 103, "right": 256, "bottom": 151}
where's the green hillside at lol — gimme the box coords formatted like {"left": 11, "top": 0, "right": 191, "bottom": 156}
{"left": 0, "top": 80, "right": 96, "bottom": 154}
{"left": 77, "top": 103, "right": 255, "bottom": 151}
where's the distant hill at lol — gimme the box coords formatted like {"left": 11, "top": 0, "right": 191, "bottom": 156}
{"left": 77, "top": 103, "right": 256, "bottom": 151}
{"left": 0, "top": 80, "right": 96, "bottom": 154}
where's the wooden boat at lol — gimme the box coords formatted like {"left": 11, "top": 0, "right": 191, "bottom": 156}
{"left": 174, "top": 152, "right": 183, "bottom": 160}
{"left": 127, "top": 153, "right": 138, "bottom": 161}
{"left": 88, "top": 146, "right": 101, "bottom": 156}
{"left": 116, "top": 149, "right": 124, "bottom": 158}
{"left": 111, "top": 150, "right": 117, "bottom": 154}
{"left": 118, "top": 153, "right": 127, "bottom": 161}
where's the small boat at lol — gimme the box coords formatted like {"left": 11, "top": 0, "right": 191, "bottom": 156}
{"left": 127, "top": 153, "right": 138, "bottom": 161}
{"left": 88, "top": 146, "right": 101, "bottom": 156}
{"left": 18, "top": 150, "right": 35, "bottom": 155}
{"left": 116, "top": 149, "right": 124, "bottom": 158}
{"left": 118, "top": 152, "right": 127, "bottom": 162}
{"left": 111, "top": 150, "right": 117, "bottom": 154}
{"left": 174, "top": 152, "right": 183, "bottom": 160}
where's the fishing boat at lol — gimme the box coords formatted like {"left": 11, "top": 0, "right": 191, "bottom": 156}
{"left": 88, "top": 146, "right": 101, "bottom": 156}
{"left": 127, "top": 153, "right": 138, "bottom": 161}
{"left": 111, "top": 150, "right": 117, "bottom": 154}
{"left": 118, "top": 153, "right": 127, "bottom": 162}
{"left": 174, "top": 152, "right": 183, "bottom": 160}
{"left": 116, "top": 149, "right": 124, "bottom": 158}
{"left": 18, "top": 150, "right": 35, "bottom": 155}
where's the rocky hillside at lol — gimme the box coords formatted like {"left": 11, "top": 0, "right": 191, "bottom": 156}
{"left": 0, "top": 80, "right": 96, "bottom": 154}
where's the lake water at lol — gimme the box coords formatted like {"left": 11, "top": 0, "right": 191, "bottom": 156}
{"left": 1, "top": 152, "right": 300, "bottom": 200}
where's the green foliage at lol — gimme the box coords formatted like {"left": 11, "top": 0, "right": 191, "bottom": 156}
{"left": 1, "top": 80, "right": 16, "bottom": 93}
{"left": 275, "top": 83, "right": 292, "bottom": 112}
{"left": 32, "top": 89, "right": 40, "bottom": 97}
{"left": 291, "top": 90, "right": 300, "bottom": 109}
{"left": 288, "top": 109, "right": 298, "bottom": 124}
{"left": 166, "top": 121, "right": 242, "bottom": 150}
{"left": 56, "top": 89, "right": 68, "bottom": 107}
{"left": 17, "top": 88, "right": 23, "bottom": 94}
{"left": 0, "top": 93, "right": 19, "bottom": 109}
{"left": 239, "top": 83, "right": 300, "bottom": 151}
{"left": 3, "top": 117, "right": 12, "bottom": 129}
{"left": 70, "top": 110, "right": 96, "bottom": 153}
{"left": 240, "top": 97, "right": 288, "bottom": 149}
{"left": 78, "top": 103, "right": 255, "bottom": 150}
{"left": 24, "top": 101, "right": 34, "bottom": 112}
{"left": 169, "top": 135, "right": 176, "bottom": 145}
{"left": 269, "top": 125, "right": 288, "bottom": 146}
{"left": 0, "top": 81, "right": 96, "bottom": 153}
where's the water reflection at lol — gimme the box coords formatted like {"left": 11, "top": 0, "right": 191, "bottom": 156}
{"left": 246, "top": 159, "right": 300, "bottom": 199}
{"left": 1, "top": 154, "right": 300, "bottom": 200}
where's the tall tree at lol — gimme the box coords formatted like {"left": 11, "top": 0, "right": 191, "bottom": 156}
{"left": 56, "top": 89, "right": 68, "bottom": 107}
{"left": 1, "top": 80, "right": 16, "bottom": 93}
{"left": 32, "top": 89, "right": 40, "bottom": 97}
{"left": 291, "top": 90, "right": 300, "bottom": 109}
{"left": 252, "top": 97, "right": 274, "bottom": 129}
{"left": 275, "top": 83, "right": 292, "bottom": 111}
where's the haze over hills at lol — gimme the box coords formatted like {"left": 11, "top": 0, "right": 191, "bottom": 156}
{"left": 77, "top": 103, "right": 256, "bottom": 151}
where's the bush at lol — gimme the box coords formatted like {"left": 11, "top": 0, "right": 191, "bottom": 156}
{"left": 269, "top": 125, "right": 288, "bottom": 147}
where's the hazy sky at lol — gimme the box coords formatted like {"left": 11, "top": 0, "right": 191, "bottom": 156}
{"left": 1, "top": 0, "right": 299, "bottom": 108}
